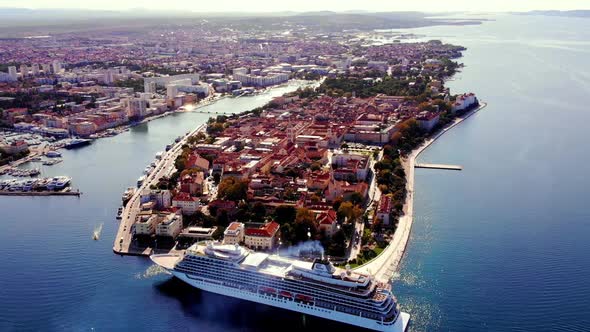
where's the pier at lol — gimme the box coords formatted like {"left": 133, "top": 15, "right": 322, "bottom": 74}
{"left": 415, "top": 163, "right": 463, "bottom": 171}
{"left": 0, "top": 190, "right": 81, "bottom": 196}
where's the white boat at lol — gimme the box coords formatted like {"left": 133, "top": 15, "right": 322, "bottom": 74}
{"left": 155, "top": 151, "right": 164, "bottom": 160}
{"left": 151, "top": 242, "right": 410, "bottom": 332}
{"left": 137, "top": 175, "right": 146, "bottom": 187}
{"left": 45, "top": 151, "right": 62, "bottom": 158}
{"left": 46, "top": 176, "right": 71, "bottom": 190}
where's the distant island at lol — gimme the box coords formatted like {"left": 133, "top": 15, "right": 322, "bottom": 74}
{"left": 516, "top": 10, "right": 590, "bottom": 18}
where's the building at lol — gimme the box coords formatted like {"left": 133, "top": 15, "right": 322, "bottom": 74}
{"left": 20, "top": 65, "right": 28, "bottom": 77}
{"left": 126, "top": 97, "right": 148, "bottom": 119}
{"left": 135, "top": 214, "right": 158, "bottom": 235}
{"left": 375, "top": 195, "right": 393, "bottom": 225}
{"left": 0, "top": 140, "right": 28, "bottom": 155}
{"left": 179, "top": 226, "right": 217, "bottom": 241}
{"left": 185, "top": 152, "right": 210, "bottom": 172}
{"left": 156, "top": 213, "right": 183, "bottom": 238}
{"left": 8, "top": 66, "right": 17, "bottom": 81}
{"left": 31, "top": 64, "right": 40, "bottom": 76}
{"left": 104, "top": 69, "right": 114, "bottom": 85}
{"left": 317, "top": 209, "right": 338, "bottom": 237}
{"left": 172, "top": 192, "right": 200, "bottom": 215}
{"left": 233, "top": 72, "right": 289, "bottom": 87}
{"left": 223, "top": 222, "right": 245, "bottom": 245}
{"left": 244, "top": 221, "right": 280, "bottom": 251}
{"left": 52, "top": 60, "right": 63, "bottom": 74}
{"left": 452, "top": 93, "right": 477, "bottom": 113}
{"left": 144, "top": 73, "right": 200, "bottom": 92}
{"left": 145, "top": 81, "right": 157, "bottom": 94}
{"left": 180, "top": 172, "right": 205, "bottom": 196}
{"left": 140, "top": 189, "right": 172, "bottom": 209}
{"left": 166, "top": 85, "right": 179, "bottom": 99}
{"left": 416, "top": 111, "right": 440, "bottom": 132}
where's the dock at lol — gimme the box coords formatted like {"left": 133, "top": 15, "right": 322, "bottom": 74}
{"left": 0, "top": 190, "right": 81, "bottom": 196}
{"left": 415, "top": 163, "right": 463, "bottom": 171}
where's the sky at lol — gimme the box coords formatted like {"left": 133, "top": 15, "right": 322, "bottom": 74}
{"left": 0, "top": 0, "right": 588, "bottom": 13}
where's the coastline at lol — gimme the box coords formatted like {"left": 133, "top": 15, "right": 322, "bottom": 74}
{"left": 353, "top": 102, "right": 488, "bottom": 282}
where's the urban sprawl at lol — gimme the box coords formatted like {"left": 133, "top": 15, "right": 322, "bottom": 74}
{"left": 0, "top": 24, "right": 478, "bottom": 264}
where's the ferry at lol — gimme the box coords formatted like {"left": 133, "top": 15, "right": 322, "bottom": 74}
{"left": 151, "top": 242, "right": 410, "bottom": 331}
{"left": 63, "top": 138, "right": 92, "bottom": 150}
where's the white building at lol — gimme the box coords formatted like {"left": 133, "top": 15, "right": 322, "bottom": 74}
{"left": 452, "top": 93, "right": 477, "bottom": 113}
{"left": 144, "top": 73, "right": 200, "bottom": 92}
{"left": 135, "top": 215, "right": 158, "bottom": 235}
{"left": 140, "top": 189, "right": 172, "bottom": 209}
{"left": 126, "top": 97, "right": 148, "bottom": 119}
{"left": 8, "top": 66, "right": 17, "bottom": 81}
{"left": 244, "top": 221, "right": 280, "bottom": 251}
{"left": 223, "top": 222, "right": 245, "bottom": 245}
{"left": 156, "top": 213, "right": 183, "bottom": 238}
{"left": 0, "top": 72, "right": 16, "bottom": 82}
{"left": 52, "top": 60, "right": 63, "bottom": 74}
{"left": 233, "top": 72, "right": 289, "bottom": 87}
{"left": 104, "top": 69, "right": 114, "bottom": 85}
{"left": 20, "top": 65, "right": 28, "bottom": 77}
{"left": 32, "top": 64, "right": 40, "bottom": 76}
{"left": 167, "top": 85, "right": 179, "bottom": 99}
{"left": 172, "top": 192, "right": 200, "bottom": 215}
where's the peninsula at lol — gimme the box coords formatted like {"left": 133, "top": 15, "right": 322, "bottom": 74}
{"left": 112, "top": 38, "right": 481, "bottom": 286}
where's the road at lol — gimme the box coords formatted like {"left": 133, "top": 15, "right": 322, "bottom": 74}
{"left": 113, "top": 124, "right": 206, "bottom": 255}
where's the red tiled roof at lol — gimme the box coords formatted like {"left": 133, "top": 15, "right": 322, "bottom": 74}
{"left": 245, "top": 221, "right": 279, "bottom": 237}
{"left": 173, "top": 192, "right": 197, "bottom": 202}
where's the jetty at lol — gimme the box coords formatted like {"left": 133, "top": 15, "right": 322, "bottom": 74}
{"left": 415, "top": 163, "right": 463, "bottom": 171}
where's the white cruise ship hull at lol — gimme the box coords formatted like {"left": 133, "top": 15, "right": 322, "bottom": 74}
{"left": 171, "top": 270, "right": 410, "bottom": 332}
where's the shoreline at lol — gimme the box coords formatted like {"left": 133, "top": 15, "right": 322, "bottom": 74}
{"left": 353, "top": 102, "right": 488, "bottom": 282}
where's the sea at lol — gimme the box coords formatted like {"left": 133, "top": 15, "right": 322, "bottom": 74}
{"left": 1, "top": 14, "right": 589, "bottom": 331}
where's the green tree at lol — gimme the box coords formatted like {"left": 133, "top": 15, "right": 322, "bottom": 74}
{"left": 275, "top": 205, "right": 297, "bottom": 225}
{"left": 218, "top": 177, "right": 248, "bottom": 201}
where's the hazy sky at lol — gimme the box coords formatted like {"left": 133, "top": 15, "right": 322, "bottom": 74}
{"left": 0, "top": 0, "right": 589, "bottom": 12}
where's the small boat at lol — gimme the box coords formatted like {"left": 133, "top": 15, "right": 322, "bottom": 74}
{"left": 92, "top": 223, "right": 103, "bottom": 240}
{"left": 45, "top": 151, "right": 62, "bottom": 158}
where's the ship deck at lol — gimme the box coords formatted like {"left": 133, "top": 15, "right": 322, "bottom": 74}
{"left": 150, "top": 254, "right": 181, "bottom": 270}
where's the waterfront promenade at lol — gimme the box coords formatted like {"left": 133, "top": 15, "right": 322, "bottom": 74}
{"left": 353, "top": 102, "right": 487, "bottom": 282}
{"left": 113, "top": 124, "right": 206, "bottom": 256}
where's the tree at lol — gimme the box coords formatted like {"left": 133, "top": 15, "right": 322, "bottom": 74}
{"left": 212, "top": 226, "right": 225, "bottom": 240}
{"left": 327, "top": 229, "right": 347, "bottom": 256}
{"left": 218, "top": 177, "right": 248, "bottom": 201}
{"left": 251, "top": 202, "right": 267, "bottom": 223}
{"left": 293, "top": 208, "right": 318, "bottom": 243}
{"left": 347, "top": 192, "right": 364, "bottom": 206}
{"left": 275, "top": 205, "right": 297, "bottom": 225}
{"left": 337, "top": 201, "right": 354, "bottom": 221}
{"left": 215, "top": 210, "right": 229, "bottom": 227}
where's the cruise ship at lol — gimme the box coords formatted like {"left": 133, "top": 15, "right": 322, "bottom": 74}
{"left": 151, "top": 242, "right": 410, "bottom": 331}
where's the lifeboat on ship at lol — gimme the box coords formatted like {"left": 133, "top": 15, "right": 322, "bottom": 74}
{"left": 295, "top": 294, "right": 314, "bottom": 304}
{"left": 259, "top": 286, "right": 277, "bottom": 296}
{"left": 278, "top": 290, "right": 293, "bottom": 299}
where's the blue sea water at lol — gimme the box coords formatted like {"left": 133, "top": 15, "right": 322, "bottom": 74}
{"left": 395, "top": 14, "right": 590, "bottom": 331}
{"left": 1, "top": 15, "right": 589, "bottom": 332}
